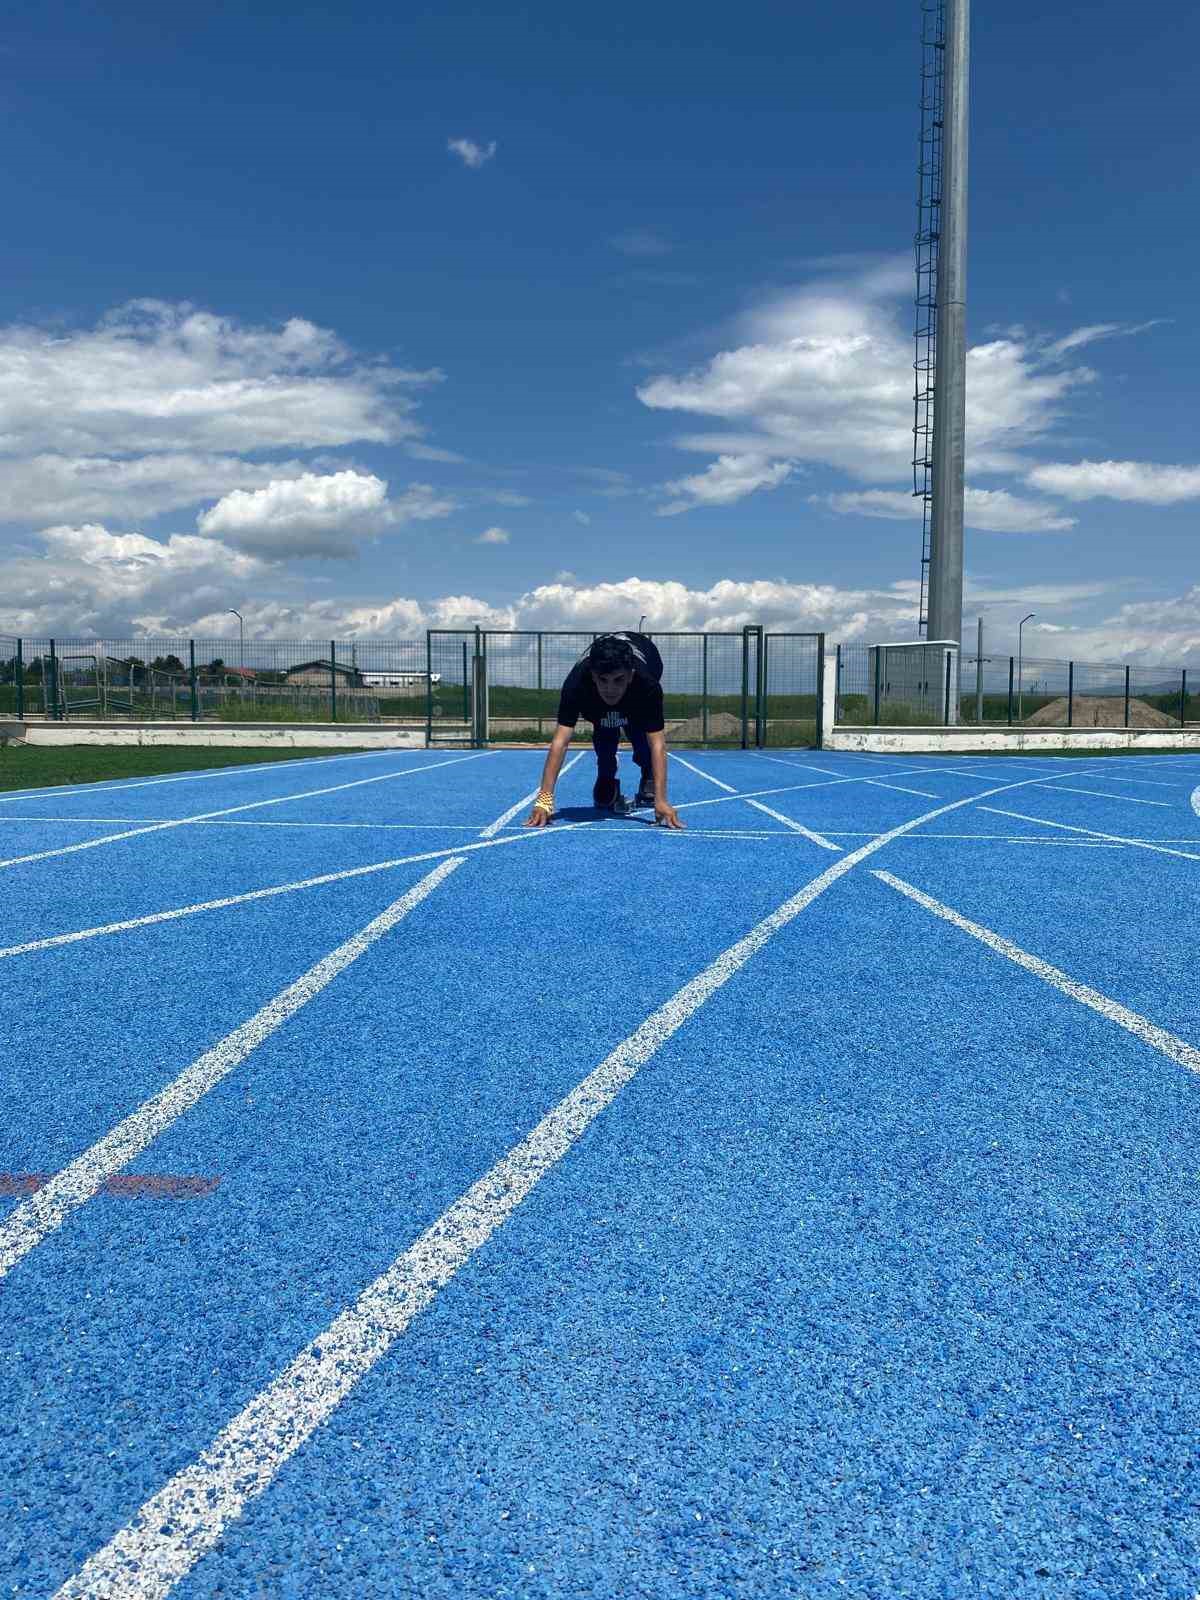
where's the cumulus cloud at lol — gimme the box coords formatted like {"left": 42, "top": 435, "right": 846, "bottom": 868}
{"left": 1044, "top": 320, "right": 1164, "bottom": 359}
{"left": 192, "top": 471, "right": 454, "bottom": 557}
{"left": 636, "top": 259, "right": 1107, "bottom": 514}
{"left": 659, "top": 454, "right": 795, "bottom": 516}
{"left": 3, "top": 533, "right": 1195, "bottom": 664}
{"left": 474, "top": 526, "right": 510, "bottom": 544}
{"left": 448, "top": 138, "right": 497, "bottom": 169}
{"left": 0, "top": 301, "right": 449, "bottom": 529}
{"left": 1026, "top": 459, "right": 1200, "bottom": 505}
{"left": 572, "top": 510, "right": 591, "bottom": 526}
{"left": 818, "top": 486, "right": 1077, "bottom": 533}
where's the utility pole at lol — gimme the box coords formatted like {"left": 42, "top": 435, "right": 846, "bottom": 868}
{"left": 227, "top": 609, "right": 244, "bottom": 671}
{"left": 925, "top": 0, "right": 970, "bottom": 652}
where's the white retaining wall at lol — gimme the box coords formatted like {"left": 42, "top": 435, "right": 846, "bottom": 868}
{"left": 19, "top": 721, "right": 425, "bottom": 751}
{"left": 825, "top": 725, "right": 1200, "bottom": 753}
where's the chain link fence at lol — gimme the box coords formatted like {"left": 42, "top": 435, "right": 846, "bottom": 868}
{"left": 836, "top": 643, "right": 1197, "bottom": 729}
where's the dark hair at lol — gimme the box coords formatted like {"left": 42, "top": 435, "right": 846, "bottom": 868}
{"left": 588, "top": 635, "right": 636, "bottom": 673}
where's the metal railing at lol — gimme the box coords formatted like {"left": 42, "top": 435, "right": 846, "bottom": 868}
{"left": 426, "top": 628, "right": 824, "bottom": 748}
{"left": 836, "top": 644, "right": 1196, "bottom": 729}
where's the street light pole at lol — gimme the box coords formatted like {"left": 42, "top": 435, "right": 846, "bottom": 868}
{"left": 1017, "top": 613, "right": 1035, "bottom": 725}
{"left": 228, "top": 609, "right": 244, "bottom": 672}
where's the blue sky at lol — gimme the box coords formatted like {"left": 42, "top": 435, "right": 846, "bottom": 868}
{"left": 1, "top": 0, "right": 1197, "bottom": 661}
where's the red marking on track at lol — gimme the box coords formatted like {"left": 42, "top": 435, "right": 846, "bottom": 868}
{"left": 0, "top": 1173, "right": 221, "bottom": 1198}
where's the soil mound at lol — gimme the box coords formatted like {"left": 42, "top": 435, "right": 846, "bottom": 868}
{"left": 1024, "top": 696, "right": 1175, "bottom": 728}
{"left": 665, "top": 710, "right": 744, "bottom": 741}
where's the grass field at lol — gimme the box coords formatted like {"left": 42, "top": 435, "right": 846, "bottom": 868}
{"left": 0, "top": 746, "right": 375, "bottom": 794}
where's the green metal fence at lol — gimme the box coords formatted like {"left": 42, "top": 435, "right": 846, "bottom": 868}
{"left": 0, "top": 637, "right": 430, "bottom": 724}
{"left": 836, "top": 643, "right": 1196, "bottom": 729}
{"left": 426, "top": 628, "right": 824, "bottom": 749}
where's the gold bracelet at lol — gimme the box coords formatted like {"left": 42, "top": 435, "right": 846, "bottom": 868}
{"left": 532, "top": 792, "right": 554, "bottom": 813}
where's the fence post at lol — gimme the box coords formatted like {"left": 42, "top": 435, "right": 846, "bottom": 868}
{"left": 48, "top": 639, "right": 59, "bottom": 721}
{"left": 14, "top": 638, "right": 23, "bottom": 721}
{"left": 189, "top": 640, "right": 199, "bottom": 722}
{"left": 702, "top": 632, "right": 709, "bottom": 746}
{"left": 1124, "top": 665, "right": 1131, "bottom": 728}
{"left": 815, "top": 634, "right": 826, "bottom": 749}
{"left": 1006, "top": 657, "right": 1014, "bottom": 725}
{"left": 943, "top": 649, "right": 953, "bottom": 725}
{"left": 426, "top": 632, "right": 434, "bottom": 747}
{"left": 473, "top": 625, "right": 484, "bottom": 748}
{"left": 1067, "top": 661, "right": 1074, "bottom": 728}
{"left": 755, "top": 626, "right": 767, "bottom": 747}
{"left": 536, "top": 632, "right": 543, "bottom": 738}
{"left": 975, "top": 617, "right": 984, "bottom": 723}
{"left": 1182, "top": 668, "right": 1189, "bottom": 728}
{"left": 462, "top": 640, "right": 470, "bottom": 725}
{"left": 872, "top": 647, "right": 882, "bottom": 723}
{"left": 740, "top": 627, "right": 750, "bottom": 749}
{"left": 329, "top": 641, "right": 338, "bottom": 722}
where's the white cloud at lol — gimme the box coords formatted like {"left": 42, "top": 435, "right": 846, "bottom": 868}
{"left": 636, "top": 260, "right": 1098, "bottom": 510}
{"left": 1045, "top": 320, "right": 1164, "bottom": 359}
{"left": 3, "top": 536, "right": 1196, "bottom": 664}
{"left": 659, "top": 454, "right": 795, "bottom": 516}
{"left": 448, "top": 138, "right": 497, "bottom": 169}
{"left": 0, "top": 301, "right": 451, "bottom": 530}
{"left": 1027, "top": 459, "right": 1200, "bottom": 505}
{"left": 572, "top": 509, "right": 591, "bottom": 526}
{"left": 198, "top": 471, "right": 390, "bottom": 556}
{"left": 474, "top": 526, "right": 510, "bottom": 545}
{"left": 818, "top": 487, "right": 1077, "bottom": 533}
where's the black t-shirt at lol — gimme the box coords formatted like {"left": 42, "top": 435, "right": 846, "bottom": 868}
{"left": 556, "top": 662, "right": 665, "bottom": 733}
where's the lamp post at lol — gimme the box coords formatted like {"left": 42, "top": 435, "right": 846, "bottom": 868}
{"left": 227, "top": 609, "right": 244, "bottom": 672}
{"left": 1017, "top": 613, "right": 1035, "bottom": 724}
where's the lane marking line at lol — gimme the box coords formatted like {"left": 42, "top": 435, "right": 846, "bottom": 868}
{"left": 478, "top": 751, "right": 585, "bottom": 837}
{"left": 0, "top": 822, "right": 598, "bottom": 963}
{"left": 863, "top": 779, "right": 940, "bottom": 799}
{"left": 49, "top": 761, "right": 1111, "bottom": 1600}
{"left": 673, "top": 753, "right": 840, "bottom": 849}
{"left": 742, "top": 799, "right": 841, "bottom": 851}
{"left": 1032, "top": 783, "right": 1171, "bottom": 807}
{"left": 0, "top": 859, "right": 466, "bottom": 1281}
{"left": 0, "top": 749, "right": 401, "bottom": 808}
{"left": 981, "top": 807, "right": 1200, "bottom": 862}
{"left": 670, "top": 753, "right": 739, "bottom": 792}
{"left": 874, "top": 870, "right": 1200, "bottom": 1074}
{"left": 0, "top": 753, "right": 487, "bottom": 872}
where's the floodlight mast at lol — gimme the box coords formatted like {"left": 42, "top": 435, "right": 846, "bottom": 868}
{"left": 924, "top": 0, "right": 969, "bottom": 650}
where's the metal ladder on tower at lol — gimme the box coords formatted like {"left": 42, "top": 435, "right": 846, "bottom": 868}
{"left": 913, "top": 0, "right": 946, "bottom": 639}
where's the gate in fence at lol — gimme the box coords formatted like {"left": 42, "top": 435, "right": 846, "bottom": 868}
{"left": 426, "top": 628, "right": 825, "bottom": 750}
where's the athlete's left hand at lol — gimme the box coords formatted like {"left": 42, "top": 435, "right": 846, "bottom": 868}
{"left": 655, "top": 800, "right": 685, "bottom": 830}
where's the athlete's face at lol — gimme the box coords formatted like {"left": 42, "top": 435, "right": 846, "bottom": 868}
{"left": 591, "top": 667, "right": 633, "bottom": 706}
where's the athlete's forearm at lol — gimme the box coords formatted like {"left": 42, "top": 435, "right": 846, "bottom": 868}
{"left": 649, "top": 733, "right": 668, "bottom": 799}
{"left": 538, "top": 728, "right": 574, "bottom": 796}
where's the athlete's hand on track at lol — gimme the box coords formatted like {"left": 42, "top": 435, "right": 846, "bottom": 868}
{"left": 655, "top": 801, "right": 685, "bottom": 830}
{"left": 525, "top": 804, "right": 553, "bottom": 827}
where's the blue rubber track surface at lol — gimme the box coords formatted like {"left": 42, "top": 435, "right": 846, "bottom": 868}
{"left": 3, "top": 748, "right": 1200, "bottom": 1598}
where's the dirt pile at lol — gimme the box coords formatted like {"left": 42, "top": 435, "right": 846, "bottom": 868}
{"left": 1024, "top": 696, "right": 1175, "bottom": 728}
{"left": 664, "top": 710, "right": 745, "bottom": 741}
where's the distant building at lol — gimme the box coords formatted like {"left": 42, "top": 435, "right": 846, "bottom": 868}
{"left": 283, "top": 660, "right": 364, "bottom": 687}
{"left": 360, "top": 671, "right": 442, "bottom": 688}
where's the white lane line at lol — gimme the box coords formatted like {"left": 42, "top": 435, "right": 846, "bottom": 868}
{"left": 0, "top": 749, "right": 400, "bottom": 807}
{"left": 674, "top": 753, "right": 840, "bottom": 848}
{"left": 0, "top": 859, "right": 465, "bottom": 1281}
{"left": 1033, "top": 783, "right": 1171, "bottom": 807}
{"left": 478, "top": 751, "right": 585, "bottom": 837}
{"left": 741, "top": 800, "right": 841, "bottom": 851}
{"left": 981, "top": 807, "right": 1200, "bottom": 862}
{"left": 670, "top": 753, "right": 739, "bottom": 793}
{"left": 50, "top": 760, "right": 1119, "bottom": 1600}
{"left": 0, "top": 816, "right": 501, "bottom": 831}
{"left": 0, "top": 821, "right": 602, "bottom": 963}
{"left": 1082, "top": 774, "right": 1183, "bottom": 788}
{"left": 863, "top": 779, "right": 940, "bottom": 799}
{"left": 0, "top": 753, "right": 487, "bottom": 871}
{"left": 874, "top": 871, "right": 1200, "bottom": 1073}
{"left": 1192, "top": 784, "right": 1200, "bottom": 820}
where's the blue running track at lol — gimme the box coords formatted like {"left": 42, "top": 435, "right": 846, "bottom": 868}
{"left": 3, "top": 746, "right": 1200, "bottom": 1599}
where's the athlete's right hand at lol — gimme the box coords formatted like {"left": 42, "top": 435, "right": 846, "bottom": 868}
{"left": 525, "top": 805, "right": 553, "bottom": 827}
